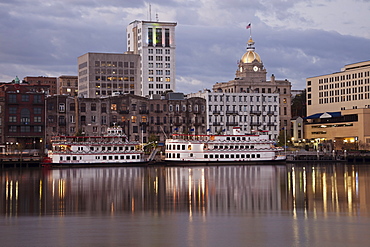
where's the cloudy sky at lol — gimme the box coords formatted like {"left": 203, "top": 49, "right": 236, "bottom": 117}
{"left": 0, "top": 0, "right": 369, "bottom": 93}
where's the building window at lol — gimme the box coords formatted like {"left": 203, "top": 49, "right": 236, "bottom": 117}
{"left": 81, "top": 103, "right": 86, "bottom": 112}
{"left": 21, "top": 95, "right": 29, "bottom": 102}
{"left": 34, "top": 116, "right": 42, "bottom": 123}
{"left": 33, "top": 95, "right": 42, "bottom": 103}
{"left": 8, "top": 94, "right": 17, "bottom": 103}
{"left": 59, "top": 103, "right": 65, "bottom": 112}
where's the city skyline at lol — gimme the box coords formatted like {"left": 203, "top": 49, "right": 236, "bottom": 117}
{"left": 0, "top": 0, "right": 369, "bottom": 94}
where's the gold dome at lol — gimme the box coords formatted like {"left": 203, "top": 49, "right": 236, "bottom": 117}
{"left": 241, "top": 51, "right": 261, "bottom": 63}
{"left": 241, "top": 36, "right": 261, "bottom": 63}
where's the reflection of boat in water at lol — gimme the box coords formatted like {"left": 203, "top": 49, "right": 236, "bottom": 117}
{"left": 45, "top": 126, "right": 146, "bottom": 166}
{"left": 164, "top": 127, "right": 286, "bottom": 164}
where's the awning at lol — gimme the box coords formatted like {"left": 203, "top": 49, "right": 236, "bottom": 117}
{"left": 305, "top": 112, "right": 341, "bottom": 119}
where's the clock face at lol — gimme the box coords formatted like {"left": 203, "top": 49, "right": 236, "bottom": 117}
{"left": 253, "top": 66, "right": 258, "bottom": 72}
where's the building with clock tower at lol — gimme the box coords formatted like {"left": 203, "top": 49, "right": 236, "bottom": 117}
{"left": 211, "top": 36, "right": 292, "bottom": 134}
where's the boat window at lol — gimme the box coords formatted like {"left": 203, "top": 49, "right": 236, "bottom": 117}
{"left": 60, "top": 157, "right": 63, "bottom": 161}
{"left": 230, "top": 146, "right": 233, "bottom": 149}
{"left": 204, "top": 154, "right": 208, "bottom": 158}
{"left": 131, "top": 147, "right": 134, "bottom": 150}
{"left": 246, "top": 154, "right": 250, "bottom": 158}
{"left": 119, "top": 147, "right": 123, "bottom": 151}
{"left": 182, "top": 145, "right": 185, "bottom": 150}
{"left": 73, "top": 156, "right": 77, "bottom": 160}
{"left": 215, "top": 154, "right": 219, "bottom": 158}
{"left": 172, "top": 153, "right": 175, "bottom": 158}
{"left": 237, "top": 137, "right": 240, "bottom": 141}
{"left": 214, "top": 145, "right": 218, "bottom": 149}
{"left": 210, "top": 155, "right": 213, "bottom": 158}
{"left": 115, "top": 156, "right": 118, "bottom": 160}
{"left": 242, "top": 137, "right": 246, "bottom": 140}
{"left": 108, "top": 147, "right": 112, "bottom": 151}
{"left": 226, "top": 137, "right": 230, "bottom": 140}
{"left": 236, "top": 154, "right": 240, "bottom": 158}
{"left": 190, "top": 153, "right": 193, "bottom": 157}
{"left": 230, "top": 155, "right": 234, "bottom": 158}
{"left": 109, "top": 156, "right": 113, "bottom": 160}
{"left": 103, "top": 156, "right": 107, "bottom": 160}
{"left": 102, "top": 147, "right": 106, "bottom": 151}
{"left": 220, "top": 146, "right": 223, "bottom": 149}
{"left": 177, "top": 153, "right": 180, "bottom": 158}
{"left": 252, "top": 154, "right": 255, "bottom": 158}
{"left": 67, "top": 156, "right": 70, "bottom": 160}
{"left": 220, "top": 154, "right": 224, "bottom": 158}
{"left": 240, "top": 146, "right": 244, "bottom": 149}
{"left": 90, "top": 147, "right": 94, "bottom": 151}
{"left": 125, "top": 155, "right": 129, "bottom": 159}
{"left": 225, "top": 155, "right": 229, "bottom": 158}
{"left": 177, "top": 145, "right": 181, "bottom": 150}
{"left": 257, "top": 154, "right": 260, "bottom": 158}
{"left": 235, "top": 146, "right": 238, "bottom": 149}
{"left": 120, "top": 156, "right": 124, "bottom": 159}
{"left": 246, "top": 146, "right": 249, "bottom": 149}
{"left": 232, "top": 137, "right": 235, "bottom": 141}
{"left": 251, "top": 145, "right": 254, "bottom": 149}
{"left": 188, "top": 145, "right": 192, "bottom": 150}
{"left": 114, "top": 147, "right": 117, "bottom": 151}
{"left": 241, "top": 154, "right": 245, "bottom": 158}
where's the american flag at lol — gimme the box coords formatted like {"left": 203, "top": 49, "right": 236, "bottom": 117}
{"left": 246, "top": 23, "right": 251, "bottom": 29}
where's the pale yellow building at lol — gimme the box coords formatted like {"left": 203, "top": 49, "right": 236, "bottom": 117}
{"left": 305, "top": 60, "right": 370, "bottom": 150}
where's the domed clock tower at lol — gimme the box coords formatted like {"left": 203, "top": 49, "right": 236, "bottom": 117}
{"left": 235, "top": 37, "right": 267, "bottom": 82}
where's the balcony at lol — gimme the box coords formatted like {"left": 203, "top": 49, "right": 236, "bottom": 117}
{"left": 267, "top": 122, "right": 276, "bottom": 126}
{"left": 213, "top": 122, "right": 222, "bottom": 126}
{"left": 250, "top": 122, "right": 261, "bottom": 126}
{"left": 226, "top": 111, "right": 239, "bottom": 115}
{"left": 174, "top": 122, "right": 182, "bottom": 126}
{"left": 213, "top": 111, "right": 221, "bottom": 115}
{"left": 266, "top": 111, "right": 275, "bottom": 115}
{"left": 119, "top": 110, "right": 129, "bottom": 114}
{"left": 250, "top": 111, "right": 262, "bottom": 115}
{"left": 226, "top": 122, "right": 238, "bottom": 126}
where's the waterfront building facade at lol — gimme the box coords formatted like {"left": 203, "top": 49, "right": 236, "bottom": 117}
{"left": 77, "top": 52, "right": 141, "bottom": 98}
{"left": 188, "top": 90, "right": 280, "bottom": 140}
{"left": 212, "top": 37, "right": 292, "bottom": 134}
{"left": 126, "top": 20, "right": 177, "bottom": 97}
{"left": 3, "top": 83, "right": 46, "bottom": 154}
{"left": 44, "top": 92, "right": 206, "bottom": 148}
{"left": 305, "top": 61, "right": 370, "bottom": 150}
{"left": 58, "top": 75, "right": 78, "bottom": 96}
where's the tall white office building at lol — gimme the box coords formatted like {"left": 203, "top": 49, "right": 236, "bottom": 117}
{"left": 126, "top": 20, "right": 177, "bottom": 97}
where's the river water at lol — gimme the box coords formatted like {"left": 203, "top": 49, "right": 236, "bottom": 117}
{"left": 1, "top": 163, "right": 370, "bottom": 246}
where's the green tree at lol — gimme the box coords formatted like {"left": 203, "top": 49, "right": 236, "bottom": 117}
{"left": 291, "top": 89, "right": 307, "bottom": 118}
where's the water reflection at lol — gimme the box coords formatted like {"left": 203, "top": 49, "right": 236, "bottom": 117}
{"left": 1, "top": 164, "right": 370, "bottom": 216}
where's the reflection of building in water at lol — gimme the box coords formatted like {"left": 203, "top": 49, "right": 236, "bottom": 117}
{"left": 2, "top": 165, "right": 370, "bottom": 216}
{"left": 287, "top": 164, "right": 368, "bottom": 215}
{"left": 165, "top": 166, "right": 288, "bottom": 212}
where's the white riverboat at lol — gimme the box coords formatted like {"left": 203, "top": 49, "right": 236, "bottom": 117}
{"left": 46, "top": 126, "right": 146, "bottom": 166}
{"left": 164, "top": 127, "right": 286, "bottom": 164}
